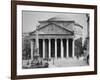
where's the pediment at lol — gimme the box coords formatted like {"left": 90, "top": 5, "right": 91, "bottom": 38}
{"left": 31, "top": 23, "right": 73, "bottom": 35}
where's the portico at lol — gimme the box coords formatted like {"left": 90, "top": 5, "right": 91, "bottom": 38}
{"left": 30, "top": 36, "right": 75, "bottom": 59}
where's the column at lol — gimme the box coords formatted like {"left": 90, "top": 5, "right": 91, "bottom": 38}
{"left": 66, "top": 39, "right": 69, "bottom": 58}
{"left": 37, "top": 39, "right": 39, "bottom": 56}
{"left": 72, "top": 39, "right": 75, "bottom": 58}
{"left": 43, "top": 39, "right": 45, "bottom": 59}
{"left": 49, "top": 39, "right": 51, "bottom": 59}
{"left": 31, "top": 40, "right": 33, "bottom": 61}
{"left": 55, "top": 39, "right": 57, "bottom": 58}
{"left": 61, "top": 39, "right": 64, "bottom": 58}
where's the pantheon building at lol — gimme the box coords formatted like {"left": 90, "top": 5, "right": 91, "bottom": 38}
{"left": 24, "top": 16, "right": 83, "bottom": 60}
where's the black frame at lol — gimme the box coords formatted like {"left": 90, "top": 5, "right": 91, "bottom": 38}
{"left": 11, "top": 1, "right": 97, "bottom": 80}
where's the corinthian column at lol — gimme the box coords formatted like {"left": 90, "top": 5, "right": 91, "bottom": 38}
{"left": 55, "top": 39, "right": 57, "bottom": 58}
{"left": 66, "top": 39, "right": 69, "bottom": 58}
{"left": 43, "top": 39, "right": 45, "bottom": 59}
{"left": 72, "top": 39, "right": 75, "bottom": 58}
{"left": 61, "top": 39, "right": 64, "bottom": 58}
{"left": 49, "top": 39, "right": 51, "bottom": 59}
{"left": 31, "top": 40, "right": 33, "bottom": 61}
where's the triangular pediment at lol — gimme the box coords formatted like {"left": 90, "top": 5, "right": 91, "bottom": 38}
{"left": 31, "top": 23, "right": 73, "bottom": 35}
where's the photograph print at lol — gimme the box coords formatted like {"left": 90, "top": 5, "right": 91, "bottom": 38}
{"left": 12, "top": 1, "right": 97, "bottom": 79}
{"left": 22, "top": 11, "right": 90, "bottom": 69}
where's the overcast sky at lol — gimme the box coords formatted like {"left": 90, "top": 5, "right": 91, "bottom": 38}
{"left": 22, "top": 11, "right": 89, "bottom": 39}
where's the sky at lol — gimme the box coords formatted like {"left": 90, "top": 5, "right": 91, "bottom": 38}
{"left": 22, "top": 11, "right": 89, "bottom": 39}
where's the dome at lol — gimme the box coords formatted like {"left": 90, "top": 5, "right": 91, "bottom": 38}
{"left": 47, "top": 16, "right": 74, "bottom": 21}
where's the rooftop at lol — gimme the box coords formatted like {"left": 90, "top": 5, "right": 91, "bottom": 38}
{"left": 47, "top": 16, "right": 74, "bottom": 22}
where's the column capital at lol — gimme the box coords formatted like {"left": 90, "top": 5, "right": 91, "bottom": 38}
{"left": 61, "top": 38, "right": 63, "bottom": 40}
{"left": 55, "top": 38, "right": 57, "bottom": 41}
